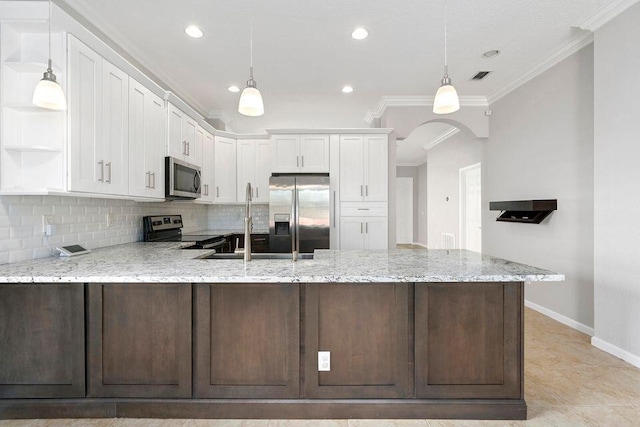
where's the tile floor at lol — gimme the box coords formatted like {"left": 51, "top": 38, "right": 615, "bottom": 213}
{"left": 1, "top": 309, "right": 639, "bottom": 426}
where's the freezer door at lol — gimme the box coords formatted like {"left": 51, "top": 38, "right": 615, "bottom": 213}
{"left": 269, "top": 176, "right": 295, "bottom": 253}
{"left": 296, "top": 176, "right": 330, "bottom": 253}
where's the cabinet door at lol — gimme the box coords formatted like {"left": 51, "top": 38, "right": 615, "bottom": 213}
{"left": 87, "top": 283, "right": 192, "bottom": 398}
{"left": 364, "top": 216, "right": 388, "bottom": 249}
{"left": 146, "top": 91, "right": 166, "bottom": 199}
{"left": 214, "top": 136, "right": 237, "bottom": 203}
{"left": 339, "top": 135, "right": 365, "bottom": 201}
{"left": 236, "top": 139, "right": 256, "bottom": 203}
{"left": 101, "top": 60, "right": 129, "bottom": 195}
{"left": 194, "top": 284, "right": 300, "bottom": 398}
{"left": 339, "top": 216, "right": 365, "bottom": 249}
{"left": 197, "top": 130, "right": 215, "bottom": 203}
{"left": 415, "top": 283, "right": 522, "bottom": 399}
{"left": 254, "top": 139, "right": 271, "bottom": 203}
{"left": 364, "top": 135, "right": 388, "bottom": 202}
{"left": 300, "top": 134, "right": 329, "bottom": 172}
{"left": 167, "top": 104, "right": 184, "bottom": 159}
{"left": 305, "top": 283, "right": 409, "bottom": 398}
{"left": 183, "top": 116, "right": 200, "bottom": 167}
{"left": 271, "top": 135, "right": 300, "bottom": 172}
{"left": 0, "top": 284, "right": 85, "bottom": 398}
{"left": 68, "top": 36, "right": 102, "bottom": 193}
{"left": 128, "top": 79, "right": 149, "bottom": 197}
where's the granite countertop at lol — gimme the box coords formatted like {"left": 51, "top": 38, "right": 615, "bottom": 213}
{"left": 0, "top": 243, "right": 564, "bottom": 284}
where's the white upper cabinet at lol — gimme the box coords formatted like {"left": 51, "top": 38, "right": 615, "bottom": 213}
{"left": 128, "top": 78, "right": 166, "bottom": 199}
{"left": 213, "top": 136, "right": 237, "bottom": 203}
{"left": 339, "top": 134, "right": 388, "bottom": 202}
{"left": 68, "top": 36, "right": 129, "bottom": 196}
{"left": 167, "top": 103, "right": 201, "bottom": 167}
{"left": 270, "top": 134, "right": 329, "bottom": 173}
{"left": 198, "top": 128, "right": 215, "bottom": 203}
{"left": 237, "top": 139, "right": 270, "bottom": 204}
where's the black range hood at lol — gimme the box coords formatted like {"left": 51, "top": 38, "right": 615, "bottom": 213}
{"left": 489, "top": 199, "right": 557, "bottom": 224}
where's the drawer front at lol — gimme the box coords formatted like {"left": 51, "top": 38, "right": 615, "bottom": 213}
{"left": 340, "top": 202, "right": 388, "bottom": 217}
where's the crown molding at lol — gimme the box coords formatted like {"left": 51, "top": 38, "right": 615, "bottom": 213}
{"left": 486, "top": 31, "right": 594, "bottom": 105}
{"left": 364, "top": 95, "right": 488, "bottom": 124}
{"left": 58, "top": 0, "right": 210, "bottom": 117}
{"left": 207, "top": 110, "right": 233, "bottom": 126}
{"left": 573, "top": 0, "right": 640, "bottom": 31}
{"left": 422, "top": 127, "right": 460, "bottom": 151}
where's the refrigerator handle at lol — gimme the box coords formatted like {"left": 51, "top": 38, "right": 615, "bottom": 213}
{"left": 293, "top": 186, "right": 299, "bottom": 261}
{"left": 333, "top": 190, "right": 336, "bottom": 228}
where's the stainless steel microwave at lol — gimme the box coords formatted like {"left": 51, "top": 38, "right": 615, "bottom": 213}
{"left": 165, "top": 157, "right": 201, "bottom": 199}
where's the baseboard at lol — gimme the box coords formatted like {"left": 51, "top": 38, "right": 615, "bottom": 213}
{"left": 524, "top": 299, "right": 594, "bottom": 336}
{"left": 591, "top": 337, "right": 640, "bottom": 369}
{"left": 412, "top": 242, "right": 428, "bottom": 248}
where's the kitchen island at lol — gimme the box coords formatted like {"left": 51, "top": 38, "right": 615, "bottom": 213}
{"left": 0, "top": 245, "right": 562, "bottom": 420}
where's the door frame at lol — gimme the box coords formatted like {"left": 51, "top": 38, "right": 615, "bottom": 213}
{"left": 459, "top": 162, "right": 481, "bottom": 252}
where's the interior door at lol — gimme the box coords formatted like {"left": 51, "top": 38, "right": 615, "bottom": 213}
{"left": 460, "top": 163, "right": 482, "bottom": 252}
{"left": 396, "top": 177, "right": 414, "bottom": 244}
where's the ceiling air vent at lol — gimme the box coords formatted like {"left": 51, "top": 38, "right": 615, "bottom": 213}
{"left": 471, "top": 71, "right": 491, "bottom": 80}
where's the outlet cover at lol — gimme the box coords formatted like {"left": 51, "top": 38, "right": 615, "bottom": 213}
{"left": 107, "top": 213, "right": 116, "bottom": 227}
{"left": 41, "top": 215, "right": 53, "bottom": 233}
{"left": 318, "top": 351, "right": 331, "bottom": 372}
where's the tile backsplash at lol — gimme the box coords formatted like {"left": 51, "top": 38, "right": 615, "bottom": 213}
{"left": 0, "top": 195, "right": 226, "bottom": 265}
{"left": 209, "top": 204, "right": 269, "bottom": 232}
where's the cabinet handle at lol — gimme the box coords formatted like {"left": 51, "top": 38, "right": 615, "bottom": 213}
{"left": 187, "top": 142, "right": 190, "bottom": 156}
{"left": 360, "top": 185, "right": 363, "bottom": 197}
{"left": 357, "top": 208, "right": 370, "bottom": 211}
{"left": 256, "top": 187, "right": 259, "bottom": 198}
{"left": 333, "top": 190, "right": 336, "bottom": 228}
{"left": 98, "top": 161, "right": 104, "bottom": 182}
{"left": 105, "top": 162, "right": 112, "bottom": 183}
{"left": 361, "top": 222, "right": 363, "bottom": 234}
{"left": 302, "top": 156, "right": 304, "bottom": 167}
{"left": 216, "top": 186, "right": 219, "bottom": 198}
{"left": 182, "top": 141, "right": 187, "bottom": 155}
{"left": 296, "top": 156, "right": 299, "bottom": 168}
{"left": 146, "top": 171, "right": 151, "bottom": 188}
{"left": 366, "top": 185, "right": 369, "bottom": 197}
{"left": 151, "top": 172, "right": 156, "bottom": 189}
{"left": 366, "top": 222, "right": 369, "bottom": 233}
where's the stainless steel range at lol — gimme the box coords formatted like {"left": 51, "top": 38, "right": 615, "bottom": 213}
{"left": 143, "top": 215, "right": 227, "bottom": 250}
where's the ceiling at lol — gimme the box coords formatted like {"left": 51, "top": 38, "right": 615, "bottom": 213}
{"left": 58, "top": 0, "right": 609, "bottom": 134}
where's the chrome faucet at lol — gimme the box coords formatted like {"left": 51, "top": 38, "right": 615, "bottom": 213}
{"left": 243, "top": 182, "right": 252, "bottom": 262}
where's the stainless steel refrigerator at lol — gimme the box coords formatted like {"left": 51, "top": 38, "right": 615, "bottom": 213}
{"left": 269, "top": 174, "right": 330, "bottom": 254}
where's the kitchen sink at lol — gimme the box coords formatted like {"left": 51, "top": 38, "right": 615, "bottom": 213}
{"left": 198, "top": 252, "right": 314, "bottom": 260}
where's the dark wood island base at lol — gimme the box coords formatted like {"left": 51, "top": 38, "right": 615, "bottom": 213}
{"left": 0, "top": 281, "right": 525, "bottom": 420}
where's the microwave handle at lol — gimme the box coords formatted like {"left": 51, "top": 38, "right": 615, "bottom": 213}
{"left": 194, "top": 171, "right": 201, "bottom": 192}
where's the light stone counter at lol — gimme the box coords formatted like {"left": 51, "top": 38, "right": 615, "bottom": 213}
{"left": 0, "top": 243, "right": 563, "bottom": 284}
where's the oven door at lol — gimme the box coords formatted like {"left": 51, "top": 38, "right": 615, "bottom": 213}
{"left": 166, "top": 157, "right": 201, "bottom": 199}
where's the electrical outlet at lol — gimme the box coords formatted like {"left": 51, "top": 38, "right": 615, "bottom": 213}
{"left": 318, "top": 351, "right": 331, "bottom": 372}
{"left": 107, "top": 213, "right": 116, "bottom": 227}
{"left": 41, "top": 215, "right": 53, "bottom": 233}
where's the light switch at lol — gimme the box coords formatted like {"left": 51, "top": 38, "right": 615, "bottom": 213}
{"left": 318, "top": 351, "right": 330, "bottom": 371}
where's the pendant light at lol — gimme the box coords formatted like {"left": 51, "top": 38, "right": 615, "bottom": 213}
{"left": 33, "top": 0, "right": 67, "bottom": 110}
{"left": 238, "top": 0, "right": 264, "bottom": 116}
{"left": 433, "top": 0, "right": 459, "bottom": 115}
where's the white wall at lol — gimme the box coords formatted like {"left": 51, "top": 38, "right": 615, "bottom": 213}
{"left": 426, "top": 133, "right": 481, "bottom": 249}
{"left": 483, "top": 45, "right": 595, "bottom": 331}
{"left": 396, "top": 166, "right": 419, "bottom": 243}
{"left": 0, "top": 195, "right": 210, "bottom": 265}
{"left": 593, "top": 2, "right": 640, "bottom": 364}
{"left": 417, "top": 163, "right": 428, "bottom": 246}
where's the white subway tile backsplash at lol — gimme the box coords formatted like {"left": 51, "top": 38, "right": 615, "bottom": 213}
{"left": 0, "top": 195, "right": 272, "bottom": 265}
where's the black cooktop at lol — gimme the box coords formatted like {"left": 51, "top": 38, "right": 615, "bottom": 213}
{"left": 143, "top": 215, "right": 225, "bottom": 249}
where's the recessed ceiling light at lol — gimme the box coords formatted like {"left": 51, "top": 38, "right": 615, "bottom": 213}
{"left": 351, "top": 27, "right": 368, "bottom": 40}
{"left": 482, "top": 49, "right": 500, "bottom": 59}
{"left": 228, "top": 85, "right": 240, "bottom": 93}
{"left": 185, "top": 25, "right": 203, "bottom": 38}
{"left": 342, "top": 86, "right": 354, "bottom": 93}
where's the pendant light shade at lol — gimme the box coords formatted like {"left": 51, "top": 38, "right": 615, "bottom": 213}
{"left": 238, "top": 69, "right": 264, "bottom": 116}
{"left": 238, "top": 0, "right": 264, "bottom": 117}
{"left": 33, "top": 0, "right": 66, "bottom": 110}
{"left": 433, "top": 0, "right": 459, "bottom": 115}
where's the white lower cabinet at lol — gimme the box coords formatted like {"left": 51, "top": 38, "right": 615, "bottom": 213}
{"left": 339, "top": 216, "right": 388, "bottom": 250}
{"left": 213, "top": 136, "right": 236, "bottom": 203}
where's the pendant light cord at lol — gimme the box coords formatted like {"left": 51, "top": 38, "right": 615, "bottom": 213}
{"left": 249, "top": 0, "right": 254, "bottom": 79}
{"left": 444, "top": 0, "right": 448, "bottom": 76}
{"left": 48, "top": 0, "right": 52, "bottom": 70}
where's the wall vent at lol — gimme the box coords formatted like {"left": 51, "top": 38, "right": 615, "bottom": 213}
{"left": 471, "top": 71, "right": 491, "bottom": 80}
